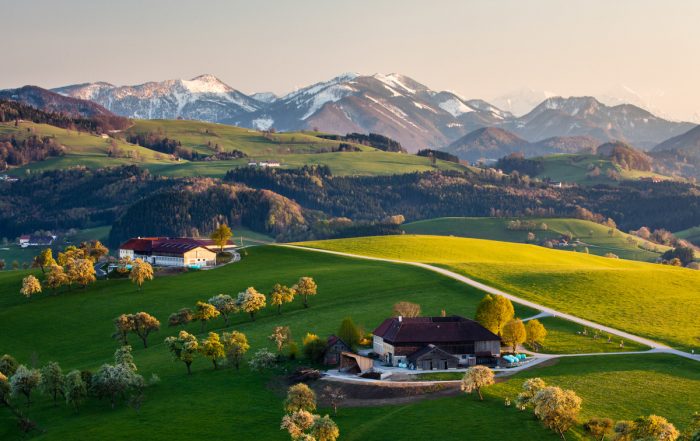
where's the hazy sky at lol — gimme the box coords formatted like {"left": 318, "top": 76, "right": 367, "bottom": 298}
{"left": 3, "top": 0, "right": 699, "bottom": 119}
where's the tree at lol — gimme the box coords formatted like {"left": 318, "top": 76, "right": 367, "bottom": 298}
{"left": 248, "top": 348, "right": 277, "bottom": 371}
{"left": 57, "top": 246, "right": 86, "bottom": 266}
{"left": 165, "top": 331, "right": 199, "bottom": 374}
{"left": 33, "top": 248, "right": 56, "bottom": 273}
{"left": 502, "top": 318, "right": 527, "bottom": 353}
{"left": 281, "top": 410, "right": 315, "bottom": 440}
{"left": 206, "top": 294, "right": 236, "bottom": 326}
{"left": 584, "top": 418, "right": 614, "bottom": 441}
{"left": 532, "top": 386, "right": 582, "bottom": 439}
{"left": 200, "top": 332, "right": 225, "bottom": 369}
{"left": 114, "top": 345, "right": 138, "bottom": 373}
{"left": 45, "top": 264, "right": 69, "bottom": 293}
{"left": 80, "top": 240, "right": 109, "bottom": 263}
{"left": 168, "top": 308, "right": 193, "bottom": 327}
{"left": 210, "top": 224, "right": 233, "bottom": 252}
{"left": 129, "top": 259, "right": 154, "bottom": 291}
{"left": 516, "top": 377, "right": 547, "bottom": 410}
{"left": 63, "top": 370, "right": 87, "bottom": 412}
{"left": 303, "top": 333, "right": 327, "bottom": 363}
{"left": 20, "top": 275, "right": 42, "bottom": 299}
{"left": 630, "top": 415, "right": 679, "bottom": 441}
{"left": 236, "top": 287, "right": 266, "bottom": 321}
{"left": 92, "top": 363, "right": 143, "bottom": 409}
{"left": 393, "top": 301, "right": 421, "bottom": 317}
{"left": 113, "top": 314, "right": 134, "bottom": 345}
{"left": 193, "top": 301, "right": 220, "bottom": 331}
{"left": 270, "top": 284, "right": 296, "bottom": 315}
{"left": 0, "top": 260, "right": 5, "bottom": 271}
{"left": 39, "top": 361, "right": 64, "bottom": 404}
{"left": 66, "top": 258, "right": 96, "bottom": 288}
{"left": 662, "top": 246, "right": 696, "bottom": 266}
{"left": 461, "top": 365, "right": 495, "bottom": 401}
{"left": 475, "top": 294, "right": 514, "bottom": 336}
{"left": 269, "top": 326, "right": 292, "bottom": 353}
{"left": 0, "top": 354, "right": 19, "bottom": 377}
{"left": 9, "top": 365, "right": 42, "bottom": 405}
{"left": 294, "top": 276, "right": 317, "bottom": 308}
{"left": 312, "top": 414, "right": 340, "bottom": 441}
{"left": 323, "top": 385, "right": 346, "bottom": 415}
{"left": 131, "top": 312, "right": 160, "bottom": 348}
{"left": 285, "top": 383, "right": 316, "bottom": 413}
{"left": 222, "top": 331, "right": 249, "bottom": 370}
{"left": 337, "top": 317, "right": 362, "bottom": 348}
{"left": 525, "top": 319, "right": 548, "bottom": 351}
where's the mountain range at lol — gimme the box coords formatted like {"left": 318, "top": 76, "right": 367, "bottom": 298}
{"left": 1, "top": 73, "right": 697, "bottom": 154}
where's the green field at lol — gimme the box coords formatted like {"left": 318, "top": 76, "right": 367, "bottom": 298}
{"left": 299, "top": 235, "right": 700, "bottom": 350}
{"left": 531, "top": 316, "right": 649, "bottom": 354}
{"left": 535, "top": 154, "right": 672, "bottom": 185}
{"left": 676, "top": 225, "right": 700, "bottom": 246}
{"left": 403, "top": 217, "right": 669, "bottom": 262}
{"left": 1, "top": 245, "right": 698, "bottom": 440}
{"left": 3, "top": 119, "right": 468, "bottom": 177}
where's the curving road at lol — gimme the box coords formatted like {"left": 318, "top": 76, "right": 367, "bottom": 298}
{"left": 279, "top": 244, "right": 699, "bottom": 362}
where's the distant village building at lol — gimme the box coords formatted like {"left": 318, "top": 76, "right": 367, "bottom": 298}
{"left": 118, "top": 237, "right": 224, "bottom": 268}
{"left": 372, "top": 316, "right": 501, "bottom": 369}
{"left": 323, "top": 335, "right": 352, "bottom": 365}
{"left": 0, "top": 174, "right": 19, "bottom": 182}
{"left": 19, "top": 235, "right": 56, "bottom": 248}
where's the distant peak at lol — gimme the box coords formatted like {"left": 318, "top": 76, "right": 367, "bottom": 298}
{"left": 182, "top": 74, "right": 232, "bottom": 94}
{"left": 189, "top": 74, "right": 223, "bottom": 82}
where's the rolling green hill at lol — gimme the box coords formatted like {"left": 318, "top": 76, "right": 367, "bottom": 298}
{"left": 676, "top": 225, "right": 700, "bottom": 246}
{"left": 535, "top": 153, "right": 672, "bottom": 185}
{"left": 1, "top": 245, "right": 696, "bottom": 440}
{"left": 299, "top": 235, "right": 700, "bottom": 350}
{"left": 3, "top": 119, "right": 468, "bottom": 177}
{"left": 402, "top": 217, "right": 669, "bottom": 261}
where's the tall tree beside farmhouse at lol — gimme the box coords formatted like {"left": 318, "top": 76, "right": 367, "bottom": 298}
{"left": 502, "top": 318, "right": 527, "bottom": 352}
{"left": 193, "top": 301, "right": 220, "bottom": 331}
{"left": 294, "top": 276, "right": 317, "bottom": 308}
{"left": 284, "top": 383, "right": 317, "bottom": 413}
{"left": 200, "top": 332, "right": 225, "bottom": 369}
{"left": 525, "top": 319, "right": 548, "bottom": 351}
{"left": 461, "top": 365, "right": 495, "bottom": 401}
{"left": 39, "top": 361, "right": 64, "bottom": 404}
{"left": 270, "top": 284, "right": 296, "bottom": 315}
{"left": 532, "top": 386, "right": 582, "bottom": 439}
{"left": 337, "top": 318, "right": 362, "bottom": 348}
{"left": 207, "top": 294, "right": 238, "bottom": 326}
{"left": 393, "top": 301, "right": 421, "bottom": 317}
{"left": 129, "top": 259, "right": 154, "bottom": 291}
{"left": 45, "top": 264, "right": 69, "bottom": 293}
{"left": 131, "top": 312, "right": 160, "bottom": 348}
{"left": 165, "top": 330, "right": 199, "bottom": 375}
{"left": 236, "top": 287, "right": 267, "bottom": 321}
{"left": 20, "top": 275, "right": 42, "bottom": 299}
{"left": 33, "top": 248, "right": 56, "bottom": 273}
{"left": 210, "top": 224, "right": 233, "bottom": 253}
{"left": 269, "top": 326, "right": 292, "bottom": 352}
{"left": 222, "top": 331, "right": 249, "bottom": 370}
{"left": 66, "top": 258, "right": 96, "bottom": 288}
{"left": 475, "top": 294, "right": 514, "bottom": 336}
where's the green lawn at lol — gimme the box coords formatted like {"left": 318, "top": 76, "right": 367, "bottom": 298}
{"left": 403, "top": 217, "right": 669, "bottom": 262}
{"left": 1, "top": 245, "right": 697, "bottom": 440}
{"left": 298, "top": 235, "right": 700, "bottom": 350}
{"left": 531, "top": 316, "right": 649, "bottom": 354}
{"left": 535, "top": 154, "right": 671, "bottom": 185}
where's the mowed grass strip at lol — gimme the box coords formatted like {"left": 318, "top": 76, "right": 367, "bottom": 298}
{"left": 298, "top": 235, "right": 700, "bottom": 350}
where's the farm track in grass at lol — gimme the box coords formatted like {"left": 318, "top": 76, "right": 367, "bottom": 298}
{"left": 294, "top": 236, "right": 700, "bottom": 351}
{"left": 1, "top": 245, "right": 699, "bottom": 439}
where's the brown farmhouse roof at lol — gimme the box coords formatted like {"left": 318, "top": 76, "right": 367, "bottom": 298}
{"left": 119, "top": 237, "right": 221, "bottom": 256}
{"left": 373, "top": 316, "right": 500, "bottom": 344}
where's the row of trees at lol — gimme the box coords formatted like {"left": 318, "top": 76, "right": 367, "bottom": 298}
{"left": 475, "top": 294, "right": 548, "bottom": 351}
{"left": 165, "top": 329, "right": 250, "bottom": 374}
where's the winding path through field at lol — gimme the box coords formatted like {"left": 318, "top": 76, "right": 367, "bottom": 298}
{"left": 280, "top": 244, "right": 699, "bottom": 363}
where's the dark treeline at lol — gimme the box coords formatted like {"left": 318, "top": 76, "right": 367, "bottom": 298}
{"left": 0, "top": 100, "right": 130, "bottom": 133}
{"left": 0, "top": 135, "right": 64, "bottom": 168}
{"left": 318, "top": 132, "right": 406, "bottom": 152}
{"left": 225, "top": 166, "right": 700, "bottom": 232}
{"left": 496, "top": 153, "right": 545, "bottom": 176}
{"left": 125, "top": 133, "right": 247, "bottom": 161}
{"left": 416, "top": 149, "right": 460, "bottom": 164}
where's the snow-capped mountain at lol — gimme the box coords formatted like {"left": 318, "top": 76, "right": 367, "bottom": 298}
{"left": 53, "top": 74, "right": 262, "bottom": 123}
{"left": 491, "top": 88, "right": 557, "bottom": 117}
{"left": 503, "top": 96, "right": 695, "bottom": 150}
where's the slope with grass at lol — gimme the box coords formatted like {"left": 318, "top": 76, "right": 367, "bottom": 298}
{"left": 299, "top": 235, "right": 700, "bottom": 350}
{"left": 2, "top": 245, "right": 698, "bottom": 439}
{"left": 675, "top": 225, "right": 700, "bottom": 246}
{"left": 535, "top": 153, "right": 671, "bottom": 184}
{"left": 402, "top": 217, "right": 669, "bottom": 261}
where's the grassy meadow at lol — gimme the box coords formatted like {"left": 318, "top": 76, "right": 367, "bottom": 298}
{"left": 534, "top": 154, "right": 671, "bottom": 185}
{"left": 402, "top": 217, "right": 669, "bottom": 261}
{"left": 299, "top": 235, "right": 700, "bottom": 350}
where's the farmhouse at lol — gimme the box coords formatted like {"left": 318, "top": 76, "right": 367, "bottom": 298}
{"left": 372, "top": 316, "right": 500, "bottom": 369}
{"left": 18, "top": 235, "right": 56, "bottom": 248}
{"left": 118, "top": 237, "right": 219, "bottom": 268}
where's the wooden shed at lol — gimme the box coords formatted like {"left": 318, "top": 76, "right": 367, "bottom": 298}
{"left": 339, "top": 352, "right": 374, "bottom": 374}
{"left": 407, "top": 344, "right": 460, "bottom": 370}
{"left": 323, "top": 336, "right": 352, "bottom": 365}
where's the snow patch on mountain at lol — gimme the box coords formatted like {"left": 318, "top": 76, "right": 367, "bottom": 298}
{"left": 181, "top": 74, "right": 231, "bottom": 94}
{"left": 251, "top": 92, "right": 278, "bottom": 103}
{"left": 300, "top": 84, "right": 356, "bottom": 120}
{"left": 373, "top": 73, "right": 416, "bottom": 94}
{"left": 439, "top": 98, "right": 474, "bottom": 117}
{"left": 252, "top": 116, "right": 274, "bottom": 130}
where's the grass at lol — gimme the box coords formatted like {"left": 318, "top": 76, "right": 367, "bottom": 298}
{"left": 535, "top": 154, "right": 671, "bottom": 185}
{"left": 402, "top": 217, "right": 669, "bottom": 262}
{"left": 676, "top": 225, "right": 700, "bottom": 246}
{"left": 298, "top": 235, "right": 700, "bottom": 350}
{"left": 531, "top": 316, "right": 649, "bottom": 354}
{"left": 0, "top": 245, "right": 697, "bottom": 440}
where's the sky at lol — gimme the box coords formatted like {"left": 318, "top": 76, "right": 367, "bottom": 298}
{"left": 3, "top": 0, "right": 699, "bottom": 120}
